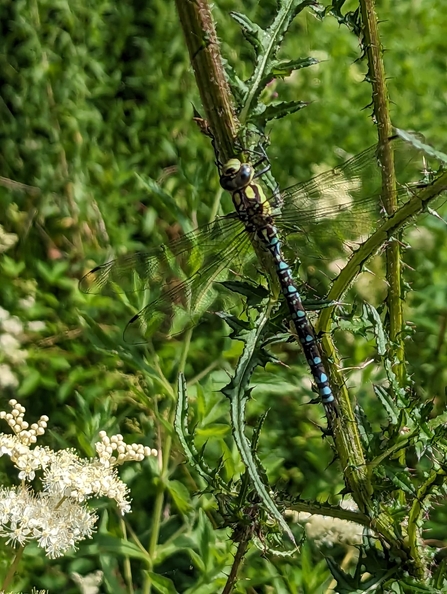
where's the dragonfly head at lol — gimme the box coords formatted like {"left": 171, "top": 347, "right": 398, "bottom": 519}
{"left": 220, "top": 159, "right": 255, "bottom": 191}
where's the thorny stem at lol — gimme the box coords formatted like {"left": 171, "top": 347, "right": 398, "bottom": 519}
{"left": 360, "top": 0, "right": 405, "bottom": 385}
{"left": 222, "top": 538, "right": 250, "bottom": 594}
{"left": 407, "top": 467, "right": 447, "bottom": 578}
{"left": 175, "top": 0, "right": 238, "bottom": 163}
{"left": 317, "top": 171, "right": 447, "bottom": 565}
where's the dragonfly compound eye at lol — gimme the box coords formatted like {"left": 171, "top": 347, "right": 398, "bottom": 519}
{"left": 220, "top": 160, "right": 254, "bottom": 191}
{"left": 237, "top": 164, "right": 253, "bottom": 185}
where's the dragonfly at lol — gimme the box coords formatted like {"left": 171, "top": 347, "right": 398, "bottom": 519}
{"left": 80, "top": 137, "right": 433, "bottom": 412}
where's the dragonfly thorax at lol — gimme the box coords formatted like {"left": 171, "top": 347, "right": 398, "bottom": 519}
{"left": 220, "top": 159, "right": 255, "bottom": 191}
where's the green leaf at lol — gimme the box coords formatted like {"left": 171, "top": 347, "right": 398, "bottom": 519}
{"left": 222, "top": 302, "right": 296, "bottom": 545}
{"left": 175, "top": 374, "right": 231, "bottom": 492}
{"left": 196, "top": 424, "right": 230, "bottom": 439}
{"left": 83, "top": 534, "right": 151, "bottom": 562}
{"left": 231, "top": 0, "right": 318, "bottom": 123}
{"left": 230, "top": 12, "right": 265, "bottom": 53}
{"left": 395, "top": 128, "right": 447, "bottom": 164}
{"left": 145, "top": 572, "right": 179, "bottom": 594}
{"left": 249, "top": 100, "right": 309, "bottom": 126}
{"left": 17, "top": 368, "right": 41, "bottom": 396}
{"left": 167, "top": 479, "right": 192, "bottom": 514}
{"left": 219, "top": 279, "right": 269, "bottom": 305}
{"left": 373, "top": 385, "right": 399, "bottom": 425}
{"left": 271, "top": 56, "right": 320, "bottom": 77}
{"left": 385, "top": 465, "right": 417, "bottom": 495}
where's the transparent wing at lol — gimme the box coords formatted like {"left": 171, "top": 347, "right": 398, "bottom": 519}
{"left": 80, "top": 214, "right": 254, "bottom": 342}
{"left": 80, "top": 214, "right": 244, "bottom": 295}
{"left": 270, "top": 137, "right": 431, "bottom": 256}
{"left": 123, "top": 230, "right": 255, "bottom": 343}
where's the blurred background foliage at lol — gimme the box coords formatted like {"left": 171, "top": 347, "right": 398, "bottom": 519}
{"left": 0, "top": 0, "right": 446, "bottom": 591}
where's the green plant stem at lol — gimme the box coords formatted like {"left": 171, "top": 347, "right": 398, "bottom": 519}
{"left": 144, "top": 328, "right": 193, "bottom": 594}
{"left": 318, "top": 334, "right": 374, "bottom": 529}
{"left": 1, "top": 545, "right": 25, "bottom": 591}
{"left": 223, "top": 538, "right": 250, "bottom": 594}
{"left": 407, "top": 467, "right": 447, "bottom": 577}
{"left": 287, "top": 502, "right": 370, "bottom": 526}
{"left": 368, "top": 432, "right": 415, "bottom": 471}
{"left": 318, "top": 172, "right": 447, "bottom": 332}
{"left": 316, "top": 173, "right": 447, "bottom": 566}
{"left": 360, "top": 0, "right": 404, "bottom": 385}
{"left": 175, "top": 0, "right": 238, "bottom": 163}
{"left": 120, "top": 517, "right": 135, "bottom": 594}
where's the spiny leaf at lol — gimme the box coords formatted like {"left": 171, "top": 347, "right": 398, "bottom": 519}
{"left": 175, "top": 373, "right": 231, "bottom": 492}
{"left": 249, "top": 100, "right": 309, "bottom": 127}
{"left": 219, "top": 279, "right": 269, "bottom": 305}
{"left": 231, "top": 0, "right": 318, "bottom": 124}
{"left": 384, "top": 465, "right": 417, "bottom": 496}
{"left": 271, "top": 56, "right": 320, "bottom": 77}
{"left": 354, "top": 404, "right": 374, "bottom": 451}
{"left": 365, "top": 303, "right": 407, "bottom": 406}
{"left": 229, "top": 11, "right": 265, "bottom": 52}
{"left": 222, "top": 303, "right": 296, "bottom": 544}
{"left": 395, "top": 128, "right": 447, "bottom": 164}
{"left": 373, "top": 384, "right": 399, "bottom": 425}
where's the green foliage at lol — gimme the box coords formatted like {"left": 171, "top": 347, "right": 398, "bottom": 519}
{"left": 1, "top": 0, "right": 447, "bottom": 592}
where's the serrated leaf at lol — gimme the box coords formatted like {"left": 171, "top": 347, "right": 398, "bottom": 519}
{"left": 365, "top": 303, "right": 407, "bottom": 405}
{"left": 249, "top": 100, "right": 309, "bottom": 126}
{"left": 222, "top": 303, "right": 295, "bottom": 544}
{"left": 364, "top": 303, "right": 387, "bottom": 356}
{"left": 385, "top": 466, "right": 416, "bottom": 495}
{"left": 219, "top": 279, "right": 269, "bottom": 304}
{"left": 175, "top": 374, "right": 231, "bottom": 492}
{"left": 234, "top": 0, "right": 317, "bottom": 123}
{"left": 274, "top": 56, "right": 320, "bottom": 75}
{"left": 395, "top": 128, "right": 447, "bottom": 164}
{"left": 216, "top": 311, "right": 252, "bottom": 333}
{"left": 230, "top": 11, "right": 265, "bottom": 52}
{"left": 354, "top": 403, "right": 374, "bottom": 451}
{"left": 373, "top": 384, "right": 399, "bottom": 425}
{"left": 399, "top": 577, "right": 440, "bottom": 592}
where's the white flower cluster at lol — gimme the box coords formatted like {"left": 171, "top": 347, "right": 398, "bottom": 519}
{"left": 0, "top": 303, "right": 45, "bottom": 390}
{"left": 0, "top": 400, "right": 158, "bottom": 558}
{"left": 292, "top": 499, "right": 363, "bottom": 548}
{"left": 0, "top": 485, "right": 97, "bottom": 559}
{"left": 96, "top": 431, "right": 157, "bottom": 467}
{"left": 0, "top": 307, "right": 26, "bottom": 389}
{"left": 0, "top": 223, "right": 18, "bottom": 254}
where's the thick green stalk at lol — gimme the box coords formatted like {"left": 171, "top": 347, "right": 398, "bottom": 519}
{"left": 316, "top": 172, "right": 447, "bottom": 567}
{"left": 318, "top": 173, "right": 447, "bottom": 333}
{"left": 360, "top": 0, "right": 405, "bottom": 384}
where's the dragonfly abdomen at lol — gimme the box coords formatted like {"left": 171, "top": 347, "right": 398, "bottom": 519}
{"left": 258, "top": 222, "right": 335, "bottom": 408}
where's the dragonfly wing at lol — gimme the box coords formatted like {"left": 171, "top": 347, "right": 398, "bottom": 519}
{"left": 123, "top": 228, "right": 254, "bottom": 343}
{"left": 273, "top": 137, "right": 432, "bottom": 257}
{"left": 79, "top": 213, "right": 243, "bottom": 296}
